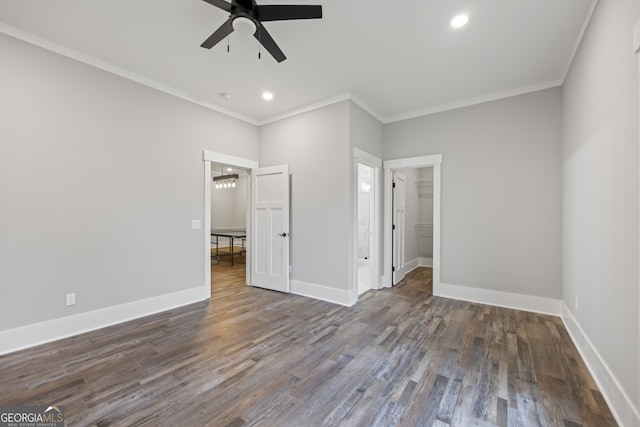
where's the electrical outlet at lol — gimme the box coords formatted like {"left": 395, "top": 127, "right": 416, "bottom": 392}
{"left": 66, "top": 293, "right": 76, "bottom": 306}
{"left": 191, "top": 220, "right": 202, "bottom": 230}
{"left": 575, "top": 297, "right": 578, "bottom": 311}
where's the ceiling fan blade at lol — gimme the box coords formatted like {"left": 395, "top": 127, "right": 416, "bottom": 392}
{"left": 202, "top": 0, "right": 232, "bottom": 12}
{"left": 254, "top": 22, "right": 286, "bottom": 62}
{"left": 201, "top": 18, "right": 234, "bottom": 49}
{"left": 255, "top": 5, "right": 322, "bottom": 22}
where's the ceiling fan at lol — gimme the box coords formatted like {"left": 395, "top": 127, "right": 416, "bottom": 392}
{"left": 200, "top": 0, "right": 323, "bottom": 63}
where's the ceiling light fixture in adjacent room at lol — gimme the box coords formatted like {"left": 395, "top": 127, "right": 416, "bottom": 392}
{"left": 262, "top": 91, "right": 274, "bottom": 101}
{"left": 213, "top": 166, "right": 239, "bottom": 189}
{"left": 450, "top": 14, "right": 469, "bottom": 28}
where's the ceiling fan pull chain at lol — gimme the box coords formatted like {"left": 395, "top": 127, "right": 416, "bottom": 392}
{"left": 258, "top": 24, "right": 262, "bottom": 59}
{"left": 227, "top": 18, "right": 231, "bottom": 53}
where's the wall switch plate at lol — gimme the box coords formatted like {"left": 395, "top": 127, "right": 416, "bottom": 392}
{"left": 191, "top": 220, "right": 202, "bottom": 230}
{"left": 66, "top": 293, "right": 76, "bottom": 306}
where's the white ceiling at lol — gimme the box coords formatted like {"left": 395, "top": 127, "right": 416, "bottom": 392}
{"left": 0, "top": 0, "right": 595, "bottom": 124}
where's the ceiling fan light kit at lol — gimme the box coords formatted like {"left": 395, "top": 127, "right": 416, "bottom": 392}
{"left": 200, "top": 0, "right": 323, "bottom": 63}
{"left": 232, "top": 16, "right": 256, "bottom": 35}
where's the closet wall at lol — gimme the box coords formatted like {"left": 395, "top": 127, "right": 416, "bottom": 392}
{"left": 416, "top": 167, "right": 434, "bottom": 265}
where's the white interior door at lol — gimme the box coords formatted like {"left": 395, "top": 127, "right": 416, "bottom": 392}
{"left": 251, "top": 165, "right": 290, "bottom": 293}
{"left": 393, "top": 171, "right": 406, "bottom": 285}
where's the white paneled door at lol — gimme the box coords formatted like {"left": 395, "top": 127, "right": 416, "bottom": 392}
{"left": 251, "top": 165, "right": 290, "bottom": 293}
{"left": 393, "top": 171, "right": 406, "bottom": 285}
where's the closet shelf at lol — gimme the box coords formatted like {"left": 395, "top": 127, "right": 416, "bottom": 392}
{"left": 415, "top": 223, "right": 433, "bottom": 238}
{"left": 415, "top": 179, "right": 433, "bottom": 198}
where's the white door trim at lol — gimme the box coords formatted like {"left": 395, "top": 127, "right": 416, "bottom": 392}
{"left": 383, "top": 154, "right": 442, "bottom": 292}
{"left": 353, "top": 149, "right": 382, "bottom": 297}
{"left": 634, "top": 20, "right": 640, "bottom": 422}
{"left": 203, "top": 150, "right": 259, "bottom": 298}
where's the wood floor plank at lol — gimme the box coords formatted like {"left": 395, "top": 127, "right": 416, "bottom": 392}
{"left": 0, "top": 265, "right": 617, "bottom": 426}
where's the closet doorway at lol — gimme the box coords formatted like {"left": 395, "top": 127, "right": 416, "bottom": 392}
{"left": 383, "top": 154, "right": 442, "bottom": 293}
{"left": 392, "top": 167, "right": 434, "bottom": 286}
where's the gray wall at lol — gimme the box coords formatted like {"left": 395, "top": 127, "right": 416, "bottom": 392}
{"left": 0, "top": 34, "right": 259, "bottom": 331}
{"left": 384, "top": 88, "right": 563, "bottom": 299}
{"left": 563, "top": 0, "right": 640, "bottom": 408}
{"left": 348, "top": 101, "right": 384, "bottom": 158}
{"left": 259, "top": 101, "right": 350, "bottom": 290}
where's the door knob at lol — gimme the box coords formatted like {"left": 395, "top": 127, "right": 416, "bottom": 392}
{"left": 278, "top": 232, "right": 289, "bottom": 237}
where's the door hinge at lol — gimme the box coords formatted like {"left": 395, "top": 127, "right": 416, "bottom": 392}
{"left": 392, "top": 182, "right": 396, "bottom": 188}
{"left": 392, "top": 224, "right": 396, "bottom": 230}
{"left": 392, "top": 266, "right": 396, "bottom": 272}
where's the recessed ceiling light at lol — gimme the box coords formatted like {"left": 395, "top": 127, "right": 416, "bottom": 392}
{"left": 262, "top": 91, "right": 274, "bottom": 101}
{"left": 226, "top": 167, "right": 233, "bottom": 172}
{"left": 450, "top": 14, "right": 469, "bottom": 28}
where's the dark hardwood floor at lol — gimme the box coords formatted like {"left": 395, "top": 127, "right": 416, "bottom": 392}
{"left": 0, "top": 254, "right": 616, "bottom": 426}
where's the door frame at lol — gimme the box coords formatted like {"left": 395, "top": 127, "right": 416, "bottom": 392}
{"left": 383, "top": 154, "right": 442, "bottom": 291}
{"left": 353, "top": 148, "right": 382, "bottom": 295}
{"left": 634, "top": 19, "right": 640, "bottom": 405}
{"left": 203, "top": 150, "right": 259, "bottom": 298}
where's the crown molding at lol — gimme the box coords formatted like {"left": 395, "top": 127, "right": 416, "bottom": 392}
{"left": 382, "top": 79, "right": 562, "bottom": 124}
{"left": 347, "top": 93, "right": 385, "bottom": 124}
{"left": 0, "top": 23, "right": 259, "bottom": 125}
{"left": 256, "top": 93, "right": 351, "bottom": 126}
{"left": 2, "top": 22, "right": 573, "bottom": 129}
{"left": 561, "top": 0, "right": 599, "bottom": 82}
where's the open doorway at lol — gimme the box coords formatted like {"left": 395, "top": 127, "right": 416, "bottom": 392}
{"left": 392, "top": 167, "right": 434, "bottom": 286}
{"left": 210, "top": 163, "right": 249, "bottom": 287}
{"left": 357, "top": 162, "right": 375, "bottom": 294}
{"left": 202, "top": 151, "right": 259, "bottom": 298}
{"left": 383, "top": 154, "right": 442, "bottom": 293}
{"left": 353, "top": 148, "right": 382, "bottom": 299}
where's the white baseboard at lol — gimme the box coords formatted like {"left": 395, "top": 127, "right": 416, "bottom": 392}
{"left": 0, "top": 285, "right": 210, "bottom": 356}
{"left": 418, "top": 257, "right": 433, "bottom": 267}
{"left": 436, "top": 282, "right": 562, "bottom": 316}
{"left": 402, "top": 258, "right": 420, "bottom": 274}
{"left": 561, "top": 304, "right": 640, "bottom": 427}
{"left": 290, "top": 280, "right": 356, "bottom": 307}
